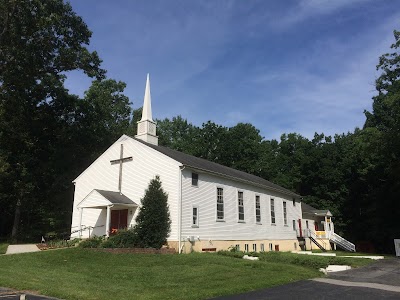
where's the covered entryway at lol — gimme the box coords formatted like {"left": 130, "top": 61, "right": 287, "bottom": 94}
{"left": 77, "top": 189, "right": 138, "bottom": 237}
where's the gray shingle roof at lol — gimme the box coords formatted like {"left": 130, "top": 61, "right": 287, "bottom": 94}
{"left": 302, "top": 202, "right": 330, "bottom": 216}
{"left": 95, "top": 189, "right": 138, "bottom": 205}
{"left": 133, "top": 137, "right": 300, "bottom": 198}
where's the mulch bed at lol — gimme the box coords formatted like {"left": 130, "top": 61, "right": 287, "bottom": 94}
{"left": 88, "top": 247, "right": 176, "bottom": 254}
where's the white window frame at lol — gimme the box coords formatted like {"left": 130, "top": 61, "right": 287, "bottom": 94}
{"left": 283, "top": 201, "right": 287, "bottom": 225}
{"left": 269, "top": 243, "right": 273, "bottom": 251}
{"left": 255, "top": 195, "right": 261, "bottom": 224}
{"left": 216, "top": 187, "right": 224, "bottom": 221}
{"left": 192, "top": 205, "right": 199, "bottom": 227}
{"left": 260, "top": 243, "right": 265, "bottom": 252}
{"left": 252, "top": 244, "right": 257, "bottom": 252}
{"left": 235, "top": 244, "right": 240, "bottom": 251}
{"left": 245, "top": 244, "right": 249, "bottom": 252}
{"left": 191, "top": 172, "right": 199, "bottom": 187}
{"left": 270, "top": 198, "right": 276, "bottom": 224}
{"left": 238, "top": 191, "right": 245, "bottom": 222}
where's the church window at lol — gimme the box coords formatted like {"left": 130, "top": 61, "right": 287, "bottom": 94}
{"left": 260, "top": 243, "right": 265, "bottom": 252}
{"left": 269, "top": 243, "right": 273, "bottom": 251}
{"left": 245, "top": 244, "right": 249, "bottom": 252}
{"left": 238, "top": 191, "right": 244, "bottom": 221}
{"left": 252, "top": 244, "right": 257, "bottom": 252}
{"left": 235, "top": 244, "right": 240, "bottom": 251}
{"left": 192, "top": 206, "right": 199, "bottom": 227}
{"left": 283, "top": 201, "right": 287, "bottom": 225}
{"left": 255, "top": 195, "right": 261, "bottom": 223}
{"left": 270, "top": 198, "right": 276, "bottom": 224}
{"left": 192, "top": 172, "right": 199, "bottom": 186}
{"left": 217, "top": 188, "right": 224, "bottom": 220}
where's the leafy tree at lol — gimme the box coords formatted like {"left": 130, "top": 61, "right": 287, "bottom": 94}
{"left": 126, "top": 107, "right": 143, "bottom": 136}
{"left": 134, "top": 176, "right": 171, "bottom": 249}
{"left": 0, "top": 0, "right": 105, "bottom": 240}
{"left": 157, "top": 116, "right": 201, "bottom": 155}
{"left": 222, "top": 123, "right": 264, "bottom": 174}
{"left": 196, "top": 121, "right": 228, "bottom": 163}
{"left": 361, "top": 29, "right": 400, "bottom": 251}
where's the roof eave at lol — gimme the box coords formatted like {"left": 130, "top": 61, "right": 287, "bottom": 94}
{"left": 182, "top": 164, "right": 300, "bottom": 198}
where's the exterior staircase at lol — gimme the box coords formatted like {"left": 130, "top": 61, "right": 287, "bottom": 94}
{"left": 308, "top": 230, "right": 327, "bottom": 252}
{"left": 329, "top": 232, "right": 356, "bottom": 252}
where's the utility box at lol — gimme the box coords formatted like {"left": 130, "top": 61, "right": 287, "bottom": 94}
{"left": 394, "top": 239, "right": 400, "bottom": 257}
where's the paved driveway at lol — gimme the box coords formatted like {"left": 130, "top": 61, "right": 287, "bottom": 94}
{"left": 211, "top": 258, "right": 400, "bottom": 300}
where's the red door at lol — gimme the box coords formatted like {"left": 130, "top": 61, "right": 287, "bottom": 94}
{"left": 298, "top": 219, "right": 302, "bottom": 237}
{"left": 110, "top": 209, "right": 128, "bottom": 234}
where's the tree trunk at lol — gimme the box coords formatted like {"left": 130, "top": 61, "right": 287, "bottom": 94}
{"left": 11, "top": 199, "right": 21, "bottom": 242}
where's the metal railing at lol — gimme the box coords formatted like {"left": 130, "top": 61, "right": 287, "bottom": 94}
{"left": 329, "top": 232, "right": 356, "bottom": 252}
{"left": 71, "top": 225, "right": 105, "bottom": 238}
{"left": 308, "top": 229, "right": 327, "bottom": 250}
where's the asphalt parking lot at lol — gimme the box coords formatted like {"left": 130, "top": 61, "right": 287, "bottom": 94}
{"left": 211, "top": 258, "right": 400, "bottom": 300}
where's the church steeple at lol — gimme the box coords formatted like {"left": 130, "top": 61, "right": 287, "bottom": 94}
{"left": 135, "top": 74, "right": 158, "bottom": 145}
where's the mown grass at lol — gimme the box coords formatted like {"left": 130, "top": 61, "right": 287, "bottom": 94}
{"left": 257, "top": 251, "right": 373, "bottom": 268}
{"left": 0, "top": 248, "right": 322, "bottom": 300}
{"left": 312, "top": 249, "right": 388, "bottom": 257}
{"left": 218, "top": 251, "right": 374, "bottom": 269}
{"left": 0, "top": 243, "right": 9, "bottom": 254}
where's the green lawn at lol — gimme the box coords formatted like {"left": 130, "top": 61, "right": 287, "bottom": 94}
{"left": 312, "top": 249, "right": 387, "bottom": 257}
{"left": 257, "top": 251, "right": 373, "bottom": 268}
{"left": 0, "top": 243, "right": 8, "bottom": 254}
{"left": 0, "top": 248, "right": 323, "bottom": 300}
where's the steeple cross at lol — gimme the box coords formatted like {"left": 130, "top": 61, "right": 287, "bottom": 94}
{"left": 110, "top": 144, "right": 133, "bottom": 192}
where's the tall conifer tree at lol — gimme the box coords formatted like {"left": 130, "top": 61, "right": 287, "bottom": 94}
{"left": 134, "top": 176, "right": 171, "bottom": 249}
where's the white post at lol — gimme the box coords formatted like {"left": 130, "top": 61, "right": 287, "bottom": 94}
{"left": 79, "top": 208, "right": 83, "bottom": 238}
{"left": 106, "top": 205, "right": 111, "bottom": 237}
{"left": 178, "top": 167, "right": 183, "bottom": 253}
{"left": 324, "top": 216, "right": 327, "bottom": 238}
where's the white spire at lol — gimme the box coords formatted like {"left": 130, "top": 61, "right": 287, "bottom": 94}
{"left": 135, "top": 74, "right": 158, "bottom": 145}
{"left": 141, "top": 73, "right": 153, "bottom": 122}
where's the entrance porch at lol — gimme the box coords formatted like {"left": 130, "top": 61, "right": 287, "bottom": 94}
{"left": 76, "top": 189, "right": 138, "bottom": 238}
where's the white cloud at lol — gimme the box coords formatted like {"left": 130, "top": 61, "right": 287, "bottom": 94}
{"left": 277, "top": 0, "right": 374, "bottom": 28}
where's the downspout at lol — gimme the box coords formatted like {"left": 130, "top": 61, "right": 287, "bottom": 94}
{"left": 178, "top": 165, "right": 185, "bottom": 253}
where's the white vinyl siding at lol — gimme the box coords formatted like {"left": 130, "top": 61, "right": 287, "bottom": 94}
{"left": 180, "top": 169, "right": 303, "bottom": 241}
{"left": 238, "top": 191, "right": 244, "bottom": 222}
{"left": 71, "top": 135, "right": 181, "bottom": 239}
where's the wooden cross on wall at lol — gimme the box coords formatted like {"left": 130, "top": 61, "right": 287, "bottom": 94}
{"left": 110, "top": 144, "right": 133, "bottom": 192}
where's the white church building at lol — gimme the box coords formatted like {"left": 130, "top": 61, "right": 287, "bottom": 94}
{"left": 70, "top": 75, "right": 355, "bottom": 253}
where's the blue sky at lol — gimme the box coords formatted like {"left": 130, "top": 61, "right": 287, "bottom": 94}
{"left": 65, "top": 0, "right": 400, "bottom": 141}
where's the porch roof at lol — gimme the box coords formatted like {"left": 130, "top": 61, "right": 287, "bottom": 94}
{"left": 301, "top": 202, "right": 332, "bottom": 217}
{"left": 78, "top": 189, "right": 138, "bottom": 208}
